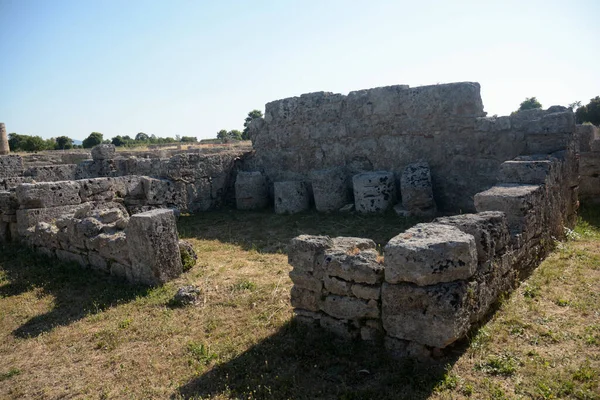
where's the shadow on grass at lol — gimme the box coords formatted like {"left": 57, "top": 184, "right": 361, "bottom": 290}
{"left": 0, "top": 243, "right": 150, "bottom": 338}
{"left": 578, "top": 202, "right": 600, "bottom": 230}
{"left": 177, "top": 208, "right": 425, "bottom": 254}
{"left": 175, "top": 321, "right": 465, "bottom": 400}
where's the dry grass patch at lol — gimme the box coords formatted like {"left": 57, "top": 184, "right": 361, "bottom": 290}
{"left": 1, "top": 207, "right": 598, "bottom": 399}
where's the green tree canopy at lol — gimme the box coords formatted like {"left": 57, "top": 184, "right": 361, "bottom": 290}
{"left": 21, "top": 135, "right": 49, "bottom": 152}
{"left": 576, "top": 96, "right": 600, "bottom": 125}
{"left": 55, "top": 136, "right": 73, "bottom": 150}
{"left": 242, "top": 109, "right": 263, "bottom": 140}
{"left": 82, "top": 132, "right": 103, "bottom": 148}
{"left": 180, "top": 136, "right": 198, "bottom": 143}
{"left": 518, "top": 97, "right": 542, "bottom": 111}
{"left": 135, "top": 132, "right": 149, "bottom": 142}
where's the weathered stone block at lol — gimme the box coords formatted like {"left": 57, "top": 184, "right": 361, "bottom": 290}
{"left": 16, "top": 181, "right": 81, "bottom": 209}
{"left": 235, "top": 171, "right": 269, "bottom": 210}
{"left": 319, "top": 315, "right": 358, "bottom": 339}
{"left": 142, "top": 177, "right": 187, "bottom": 209}
{"left": 0, "top": 155, "right": 24, "bottom": 178}
{"left": 91, "top": 144, "right": 116, "bottom": 160}
{"left": 290, "top": 286, "right": 321, "bottom": 312}
{"left": 351, "top": 283, "right": 381, "bottom": 300}
{"left": 323, "top": 275, "right": 352, "bottom": 296}
{"left": 352, "top": 171, "right": 396, "bottom": 213}
{"left": 288, "top": 235, "right": 333, "bottom": 272}
{"left": 56, "top": 249, "right": 88, "bottom": 267}
{"left": 125, "top": 209, "right": 183, "bottom": 285}
{"left": 323, "top": 247, "right": 384, "bottom": 284}
{"left": 384, "top": 223, "right": 477, "bottom": 285}
{"left": 497, "top": 156, "right": 555, "bottom": 185}
{"left": 289, "top": 270, "right": 323, "bottom": 292}
{"left": 17, "top": 204, "right": 87, "bottom": 237}
{"left": 321, "top": 295, "right": 379, "bottom": 320}
{"left": 474, "top": 184, "right": 544, "bottom": 234}
{"left": 435, "top": 211, "right": 510, "bottom": 263}
{"left": 274, "top": 181, "right": 310, "bottom": 214}
{"left": 400, "top": 161, "right": 436, "bottom": 217}
{"left": 310, "top": 168, "right": 349, "bottom": 212}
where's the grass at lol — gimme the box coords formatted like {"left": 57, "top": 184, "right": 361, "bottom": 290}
{"left": 0, "top": 206, "right": 599, "bottom": 399}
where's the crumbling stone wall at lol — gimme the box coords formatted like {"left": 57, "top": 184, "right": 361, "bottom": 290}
{"left": 288, "top": 148, "right": 577, "bottom": 356}
{"left": 247, "top": 83, "right": 576, "bottom": 212}
{"left": 578, "top": 124, "right": 600, "bottom": 203}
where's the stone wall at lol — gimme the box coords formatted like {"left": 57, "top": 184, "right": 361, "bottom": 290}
{"left": 288, "top": 148, "right": 577, "bottom": 356}
{"left": 578, "top": 124, "right": 600, "bottom": 203}
{"left": 247, "top": 82, "right": 576, "bottom": 212}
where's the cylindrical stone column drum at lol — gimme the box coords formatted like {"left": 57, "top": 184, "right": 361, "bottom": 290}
{"left": 0, "top": 123, "right": 9, "bottom": 155}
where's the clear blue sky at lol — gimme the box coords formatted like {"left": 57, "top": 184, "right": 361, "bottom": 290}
{"left": 1, "top": 0, "right": 598, "bottom": 141}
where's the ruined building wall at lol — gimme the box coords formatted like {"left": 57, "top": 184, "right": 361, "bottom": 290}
{"left": 247, "top": 82, "right": 576, "bottom": 212}
{"left": 578, "top": 124, "right": 600, "bottom": 203}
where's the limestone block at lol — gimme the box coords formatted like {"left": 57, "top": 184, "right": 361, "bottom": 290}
{"left": 112, "top": 175, "right": 145, "bottom": 199}
{"left": 0, "top": 191, "right": 18, "bottom": 213}
{"left": 25, "top": 165, "right": 77, "bottom": 182}
{"left": 290, "top": 286, "right": 321, "bottom": 312}
{"left": 274, "top": 181, "right": 310, "bottom": 214}
{"left": 288, "top": 235, "right": 333, "bottom": 272}
{"left": 382, "top": 281, "right": 473, "bottom": 348}
{"left": 497, "top": 156, "right": 555, "bottom": 185}
{"left": 384, "top": 223, "right": 477, "bottom": 286}
{"left": 351, "top": 283, "right": 381, "bottom": 300}
{"left": 29, "top": 222, "right": 60, "bottom": 249}
{"left": 125, "top": 209, "right": 183, "bottom": 285}
{"left": 56, "top": 249, "right": 88, "bottom": 267}
{"left": 293, "top": 309, "right": 321, "bottom": 324}
{"left": 474, "top": 184, "right": 544, "bottom": 234}
{"left": 0, "top": 155, "right": 24, "bottom": 178}
{"left": 475, "top": 116, "right": 511, "bottom": 132}
{"left": 435, "top": 211, "right": 510, "bottom": 263}
{"left": 577, "top": 124, "right": 599, "bottom": 152}
{"left": 400, "top": 161, "right": 436, "bottom": 217}
{"left": 91, "top": 144, "right": 116, "bottom": 160}
{"left": 17, "top": 204, "right": 87, "bottom": 237}
{"left": 310, "top": 168, "right": 348, "bottom": 212}
{"left": 323, "top": 247, "right": 384, "bottom": 285}
{"left": 323, "top": 275, "right": 352, "bottom": 296}
{"left": 331, "top": 236, "right": 376, "bottom": 251}
{"left": 319, "top": 315, "right": 358, "bottom": 339}
{"left": 0, "top": 222, "right": 9, "bottom": 242}
{"left": 88, "top": 252, "right": 109, "bottom": 272}
{"left": 87, "top": 232, "right": 130, "bottom": 265}
{"left": 321, "top": 295, "right": 379, "bottom": 319}
{"left": 289, "top": 270, "right": 323, "bottom": 292}
{"left": 142, "top": 177, "right": 188, "bottom": 210}
{"left": 16, "top": 181, "right": 81, "bottom": 209}
{"left": 235, "top": 171, "right": 268, "bottom": 210}
{"left": 0, "top": 176, "right": 33, "bottom": 190}
{"left": 79, "top": 178, "right": 117, "bottom": 202}
{"left": 352, "top": 171, "right": 396, "bottom": 213}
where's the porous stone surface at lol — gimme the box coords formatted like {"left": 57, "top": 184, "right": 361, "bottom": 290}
{"left": 16, "top": 181, "right": 82, "bottom": 209}
{"left": 125, "top": 209, "right": 183, "bottom": 286}
{"left": 497, "top": 156, "right": 554, "bottom": 185}
{"left": 310, "top": 168, "right": 348, "bottom": 212}
{"left": 400, "top": 161, "right": 436, "bottom": 217}
{"left": 274, "top": 181, "right": 310, "bottom": 214}
{"left": 179, "top": 240, "right": 198, "bottom": 271}
{"left": 91, "top": 144, "right": 116, "bottom": 161}
{"left": 578, "top": 124, "right": 600, "bottom": 203}
{"left": 0, "top": 155, "right": 24, "bottom": 178}
{"left": 352, "top": 171, "right": 395, "bottom": 213}
{"left": 172, "top": 286, "right": 201, "bottom": 306}
{"left": 384, "top": 223, "right": 477, "bottom": 286}
{"left": 235, "top": 171, "right": 268, "bottom": 210}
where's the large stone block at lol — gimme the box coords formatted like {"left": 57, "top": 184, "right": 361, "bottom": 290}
{"left": 321, "top": 295, "right": 379, "bottom": 319}
{"left": 91, "top": 144, "right": 116, "bottom": 160}
{"left": 382, "top": 281, "right": 473, "bottom": 348}
{"left": 577, "top": 124, "right": 599, "bottom": 152}
{"left": 474, "top": 184, "right": 544, "bottom": 234}
{"left": 352, "top": 171, "right": 396, "bottom": 213}
{"left": 323, "top": 247, "right": 384, "bottom": 285}
{"left": 274, "top": 181, "right": 310, "bottom": 214}
{"left": 288, "top": 235, "right": 333, "bottom": 272}
{"left": 142, "top": 177, "right": 187, "bottom": 209}
{"left": 0, "top": 155, "right": 24, "bottom": 178}
{"left": 17, "top": 204, "right": 87, "bottom": 237}
{"left": 290, "top": 286, "right": 321, "bottom": 312}
{"left": 235, "top": 171, "right": 268, "bottom": 210}
{"left": 497, "top": 156, "right": 556, "bottom": 185}
{"left": 310, "top": 168, "right": 348, "bottom": 212}
{"left": 16, "top": 181, "right": 82, "bottom": 209}
{"left": 435, "top": 212, "right": 510, "bottom": 263}
{"left": 384, "top": 223, "right": 477, "bottom": 285}
{"left": 400, "top": 161, "right": 436, "bottom": 216}
{"left": 125, "top": 209, "right": 183, "bottom": 285}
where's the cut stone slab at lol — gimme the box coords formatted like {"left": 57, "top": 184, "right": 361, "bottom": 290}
{"left": 384, "top": 223, "right": 477, "bottom": 285}
{"left": 91, "top": 144, "right": 116, "bottom": 160}
{"left": 289, "top": 270, "right": 323, "bottom": 292}
{"left": 274, "top": 181, "right": 310, "bottom": 214}
{"left": 320, "top": 295, "right": 379, "bottom": 319}
{"left": 474, "top": 184, "right": 544, "bottom": 234}
{"left": 288, "top": 235, "right": 333, "bottom": 272}
{"left": 16, "top": 181, "right": 82, "bottom": 209}
{"left": 352, "top": 171, "right": 396, "bottom": 213}
{"left": 235, "top": 171, "right": 269, "bottom": 210}
{"left": 400, "top": 161, "right": 436, "bottom": 217}
{"left": 125, "top": 209, "right": 183, "bottom": 286}
{"left": 311, "top": 168, "right": 348, "bottom": 212}
{"left": 290, "top": 286, "right": 321, "bottom": 312}
{"left": 434, "top": 211, "right": 510, "bottom": 263}
{"left": 497, "top": 157, "right": 555, "bottom": 185}
{"left": 323, "top": 247, "right": 384, "bottom": 285}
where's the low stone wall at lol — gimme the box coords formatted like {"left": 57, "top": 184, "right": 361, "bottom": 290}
{"left": 0, "top": 155, "right": 24, "bottom": 178}
{"left": 288, "top": 149, "right": 577, "bottom": 357}
{"left": 578, "top": 124, "right": 600, "bottom": 203}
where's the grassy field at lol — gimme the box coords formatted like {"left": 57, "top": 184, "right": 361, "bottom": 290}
{"left": 0, "top": 207, "right": 598, "bottom": 399}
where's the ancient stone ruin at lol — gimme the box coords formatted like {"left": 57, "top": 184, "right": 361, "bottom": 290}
{"left": 0, "top": 81, "right": 597, "bottom": 357}
{"left": 0, "top": 123, "right": 9, "bottom": 155}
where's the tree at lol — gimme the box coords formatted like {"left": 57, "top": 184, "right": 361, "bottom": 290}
{"left": 8, "top": 133, "right": 25, "bottom": 152}
{"left": 228, "top": 129, "right": 243, "bottom": 141}
{"left": 518, "top": 97, "right": 542, "bottom": 111}
{"left": 242, "top": 109, "right": 263, "bottom": 140}
{"left": 21, "top": 135, "right": 48, "bottom": 152}
{"left": 111, "top": 135, "right": 126, "bottom": 147}
{"left": 82, "top": 132, "right": 103, "bottom": 148}
{"left": 55, "top": 136, "right": 73, "bottom": 150}
{"left": 576, "top": 97, "right": 600, "bottom": 125}
{"left": 180, "top": 136, "right": 198, "bottom": 143}
{"left": 135, "top": 132, "right": 149, "bottom": 142}
{"left": 216, "top": 129, "right": 228, "bottom": 140}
